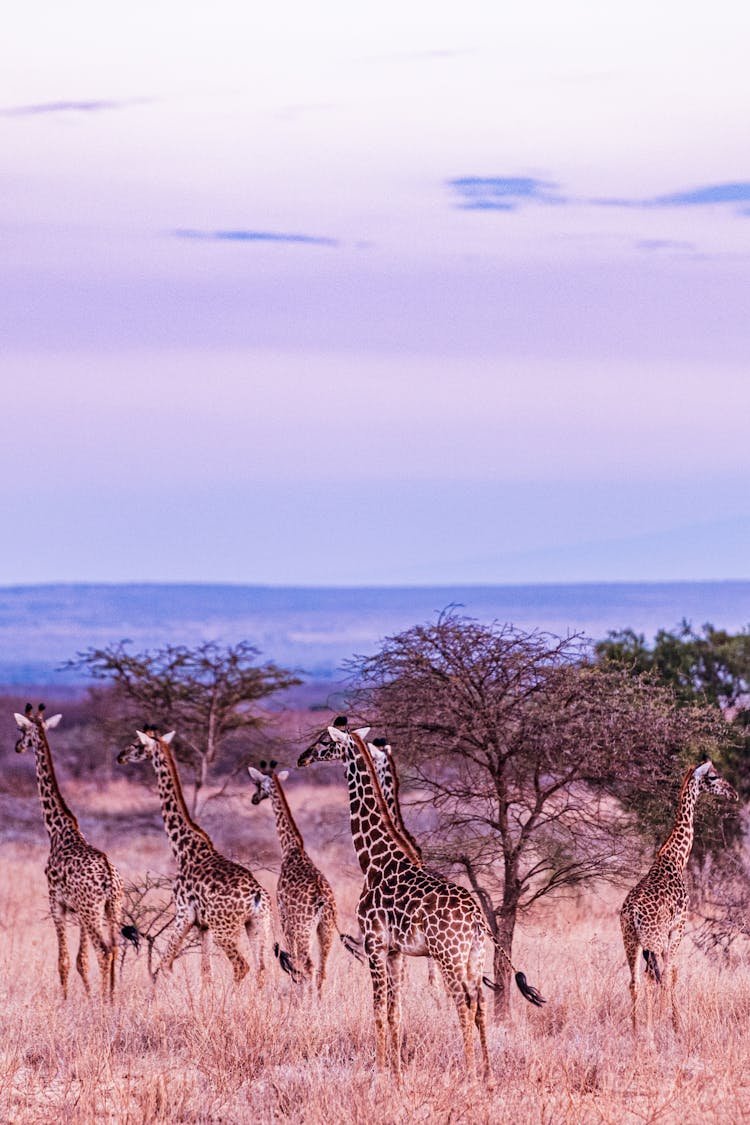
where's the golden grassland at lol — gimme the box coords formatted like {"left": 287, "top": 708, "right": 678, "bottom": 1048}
{"left": 2, "top": 776, "right": 750, "bottom": 1125}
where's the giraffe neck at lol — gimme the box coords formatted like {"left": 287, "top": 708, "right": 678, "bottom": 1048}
{"left": 33, "top": 725, "right": 81, "bottom": 841}
{"left": 345, "top": 734, "right": 421, "bottom": 876}
{"left": 150, "top": 739, "right": 213, "bottom": 867}
{"left": 270, "top": 776, "right": 305, "bottom": 857}
{"left": 657, "top": 768, "right": 699, "bottom": 870}
{"left": 374, "top": 750, "right": 423, "bottom": 865}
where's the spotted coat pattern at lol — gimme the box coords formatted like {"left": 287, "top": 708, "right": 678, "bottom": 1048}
{"left": 118, "top": 731, "right": 272, "bottom": 986}
{"left": 14, "top": 706, "right": 124, "bottom": 1001}
{"left": 620, "top": 759, "right": 738, "bottom": 1034}
{"left": 248, "top": 768, "right": 338, "bottom": 994}
{"left": 299, "top": 728, "right": 493, "bottom": 1081}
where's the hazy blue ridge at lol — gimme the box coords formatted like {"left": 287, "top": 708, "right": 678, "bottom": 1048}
{"left": 2, "top": 582, "right": 750, "bottom": 686}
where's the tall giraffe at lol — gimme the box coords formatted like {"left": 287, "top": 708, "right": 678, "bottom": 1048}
{"left": 247, "top": 761, "right": 360, "bottom": 995}
{"left": 118, "top": 728, "right": 293, "bottom": 987}
{"left": 14, "top": 704, "right": 134, "bottom": 1000}
{"left": 298, "top": 726, "right": 544, "bottom": 1081}
{"left": 620, "top": 759, "right": 737, "bottom": 1035}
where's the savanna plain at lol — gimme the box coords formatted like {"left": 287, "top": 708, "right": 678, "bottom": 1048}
{"left": 2, "top": 708, "right": 750, "bottom": 1125}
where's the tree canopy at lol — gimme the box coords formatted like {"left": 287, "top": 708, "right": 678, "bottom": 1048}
{"left": 348, "top": 612, "right": 736, "bottom": 1013}
{"left": 66, "top": 640, "right": 300, "bottom": 801}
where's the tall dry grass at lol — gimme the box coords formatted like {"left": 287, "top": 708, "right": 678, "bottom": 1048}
{"left": 2, "top": 778, "right": 750, "bottom": 1124}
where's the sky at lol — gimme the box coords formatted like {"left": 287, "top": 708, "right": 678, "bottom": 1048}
{"left": 2, "top": 1, "right": 750, "bottom": 585}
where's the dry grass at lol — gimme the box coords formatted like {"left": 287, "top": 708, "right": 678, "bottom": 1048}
{"left": 3, "top": 778, "right": 750, "bottom": 1124}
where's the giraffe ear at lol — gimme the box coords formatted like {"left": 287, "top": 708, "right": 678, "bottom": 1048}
{"left": 14, "top": 713, "right": 33, "bottom": 730}
{"left": 136, "top": 729, "right": 153, "bottom": 746}
{"left": 247, "top": 766, "right": 265, "bottom": 783}
{"left": 277, "top": 770, "right": 289, "bottom": 782}
{"left": 694, "top": 760, "right": 712, "bottom": 777}
{"left": 162, "top": 731, "right": 176, "bottom": 744}
{"left": 328, "top": 725, "right": 348, "bottom": 743}
{"left": 353, "top": 726, "right": 371, "bottom": 740}
{"left": 44, "top": 714, "right": 63, "bottom": 730}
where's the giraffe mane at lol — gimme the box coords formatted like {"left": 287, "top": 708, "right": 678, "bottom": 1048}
{"left": 381, "top": 743, "right": 423, "bottom": 861}
{"left": 350, "top": 732, "right": 422, "bottom": 866}
{"left": 157, "top": 735, "right": 213, "bottom": 846}
{"left": 37, "top": 718, "right": 80, "bottom": 830}
{"left": 271, "top": 773, "right": 305, "bottom": 852}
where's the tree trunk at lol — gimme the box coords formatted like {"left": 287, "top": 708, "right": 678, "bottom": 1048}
{"left": 492, "top": 903, "right": 518, "bottom": 1020}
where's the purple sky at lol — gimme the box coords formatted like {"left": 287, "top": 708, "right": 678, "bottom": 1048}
{"left": 3, "top": 3, "right": 750, "bottom": 584}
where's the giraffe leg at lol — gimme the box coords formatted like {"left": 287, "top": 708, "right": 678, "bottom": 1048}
{"left": 200, "top": 927, "right": 211, "bottom": 989}
{"left": 365, "top": 935, "right": 389, "bottom": 1073}
{"left": 75, "top": 927, "right": 91, "bottom": 996}
{"left": 386, "top": 950, "right": 405, "bottom": 1084}
{"left": 474, "top": 977, "right": 490, "bottom": 1079}
{"left": 620, "top": 913, "right": 640, "bottom": 1033}
{"left": 161, "top": 911, "right": 195, "bottom": 975}
{"left": 215, "top": 930, "right": 250, "bottom": 984}
{"left": 668, "top": 921, "right": 684, "bottom": 1035}
{"left": 316, "top": 908, "right": 336, "bottom": 997}
{"left": 83, "top": 918, "right": 116, "bottom": 1003}
{"left": 50, "top": 899, "right": 70, "bottom": 999}
{"left": 245, "top": 905, "right": 270, "bottom": 988}
{"left": 442, "top": 964, "right": 475, "bottom": 1074}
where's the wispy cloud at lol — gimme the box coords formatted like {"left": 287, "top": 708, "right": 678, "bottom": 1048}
{"left": 173, "top": 229, "right": 338, "bottom": 247}
{"left": 635, "top": 239, "right": 696, "bottom": 253}
{"left": 449, "top": 176, "right": 750, "bottom": 216}
{"left": 0, "top": 98, "right": 147, "bottom": 117}
{"left": 448, "top": 177, "right": 564, "bottom": 210}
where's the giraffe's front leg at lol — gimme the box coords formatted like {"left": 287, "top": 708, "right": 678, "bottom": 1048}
{"left": 49, "top": 897, "right": 70, "bottom": 999}
{"left": 365, "top": 933, "right": 389, "bottom": 1073}
{"left": 386, "top": 950, "right": 405, "bottom": 1084}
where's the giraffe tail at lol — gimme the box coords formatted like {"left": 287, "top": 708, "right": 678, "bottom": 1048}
{"left": 273, "top": 941, "right": 300, "bottom": 982}
{"left": 483, "top": 922, "right": 546, "bottom": 1007}
{"left": 643, "top": 949, "right": 662, "bottom": 984}
{"left": 121, "top": 925, "right": 141, "bottom": 951}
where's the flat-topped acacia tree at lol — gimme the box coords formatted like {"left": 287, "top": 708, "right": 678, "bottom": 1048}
{"left": 66, "top": 641, "right": 300, "bottom": 807}
{"left": 348, "top": 612, "right": 735, "bottom": 1016}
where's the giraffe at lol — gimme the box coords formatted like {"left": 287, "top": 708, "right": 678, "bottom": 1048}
{"left": 14, "top": 703, "right": 135, "bottom": 1001}
{"left": 298, "top": 725, "right": 545, "bottom": 1081}
{"left": 118, "top": 727, "right": 294, "bottom": 987}
{"left": 247, "top": 760, "right": 361, "bottom": 995}
{"left": 620, "top": 758, "right": 737, "bottom": 1036}
{"left": 367, "top": 735, "right": 440, "bottom": 990}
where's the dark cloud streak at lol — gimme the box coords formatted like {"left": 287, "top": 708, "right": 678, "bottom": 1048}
{"left": 173, "top": 228, "right": 338, "bottom": 247}
{"left": 0, "top": 98, "right": 147, "bottom": 117}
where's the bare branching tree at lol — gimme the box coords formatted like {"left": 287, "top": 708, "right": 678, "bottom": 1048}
{"left": 349, "top": 612, "right": 734, "bottom": 1016}
{"left": 65, "top": 641, "right": 300, "bottom": 806}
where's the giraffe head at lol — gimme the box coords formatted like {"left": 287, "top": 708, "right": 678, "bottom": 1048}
{"left": 367, "top": 737, "right": 392, "bottom": 770}
{"left": 297, "top": 721, "right": 370, "bottom": 767}
{"left": 14, "top": 703, "right": 62, "bottom": 753}
{"left": 692, "top": 759, "right": 738, "bottom": 802}
{"left": 247, "top": 761, "right": 289, "bottom": 804}
{"left": 117, "top": 727, "right": 176, "bottom": 765}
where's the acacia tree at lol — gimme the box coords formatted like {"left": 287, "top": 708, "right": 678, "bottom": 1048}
{"left": 349, "top": 612, "right": 734, "bottom": 1016}
{"left": 66, "top": 641, "right": 300, "bottom": 805}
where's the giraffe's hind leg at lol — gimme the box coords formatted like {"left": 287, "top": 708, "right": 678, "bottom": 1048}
{"left": 439, "top": 957, "right": 476, "bottom": 1075}
{"left": 75, "top": 926, "right": 90, "bottom": 995}
{"left": 245, "top": 903, "right": 270, "bottom": 988}
{"left": 215, "top": 928, "right": 250, "bottom": 984}
{"left": 620, "top": 911, "right": 641, "bottom": 1033}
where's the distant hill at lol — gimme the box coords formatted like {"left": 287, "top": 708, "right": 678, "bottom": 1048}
{"left": 2, "top": 581, "right": 750, "bottom": 686}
